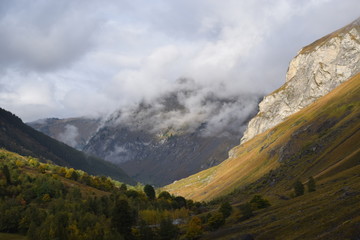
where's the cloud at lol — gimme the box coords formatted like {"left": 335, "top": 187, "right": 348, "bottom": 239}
{"left": 58, "top": 124, "right": 79, "bottom": 148}
{"left": 0, "top": 0, "right": 99, "bottom": 72}
{"left": 0, "top": 0, "right": 359, "bottom": 126}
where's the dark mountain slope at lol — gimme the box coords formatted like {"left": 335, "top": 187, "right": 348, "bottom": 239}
{"left": 0, "top": 107, "right": 135, "bottom": 184}
{"left": 28, "top": 117, "right": 101, "bottom": 150}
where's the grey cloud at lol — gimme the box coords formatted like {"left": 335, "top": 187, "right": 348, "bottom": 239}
{"left": 0, "top": 0, "right": 359, "bottom": 125}
{"left": 58, "top": 124, "right": 79, "bottom": 148}
{"left": 0, "top": 0, "right": 99, "bottom": 71}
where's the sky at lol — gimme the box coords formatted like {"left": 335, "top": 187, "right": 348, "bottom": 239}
{"left": 0, "top": 0, "right": 359, "bottom": 122}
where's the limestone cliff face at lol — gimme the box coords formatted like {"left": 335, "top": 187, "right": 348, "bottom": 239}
{"left": 241, "top": 18, "right": 360, "bottom": 144}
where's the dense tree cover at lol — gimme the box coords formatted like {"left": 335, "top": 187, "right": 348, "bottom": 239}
{"left": 0, "top": 150, "right": 204, "bottom": 240}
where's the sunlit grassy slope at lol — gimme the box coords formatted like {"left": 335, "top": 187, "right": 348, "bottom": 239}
{"left": 202, "top": 164, "right": 360, "bottom": 240}
{"left": 165, "top": 72, "right": 360, "bottom": 201}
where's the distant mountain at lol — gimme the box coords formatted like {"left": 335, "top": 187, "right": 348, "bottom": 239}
{"left": 31, "top": 80, "right": 260, "bottom": 186}
{"left": 0, "top": 107, "right": 135, "bottom": 184}
{"left": 165, "top": 18, "right": 360, "bottom": 201}
{"left": 28, "top": 117, "right": 101, "bottom": 150}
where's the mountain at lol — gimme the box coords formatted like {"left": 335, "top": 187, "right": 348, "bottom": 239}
{"left": 165, "top": 18, "right": 360, "bottom": 201}
{"left": 30, "top": 80, "right": 260, "bottom": 186}
{"left": 28, "top": 117, "right": 101, "bottom": 150}
{"left": 241, "top": 17, "right": 360, "bottom": 143}
{"left": 0, "top": 107, "right": 135, "bottom": 184}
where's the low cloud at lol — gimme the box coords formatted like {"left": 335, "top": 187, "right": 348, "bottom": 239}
{"left": 58, "top": 124, "right": 79, "bottom": 148}
{"left": 0, "top": 0, "right": 359, "bottom": 127}
{"left": 110, "top": 79, "right": 260, "bottom": 138}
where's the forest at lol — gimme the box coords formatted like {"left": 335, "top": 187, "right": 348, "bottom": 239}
{"left": 1, "top": 149, "right": 255, "bottom": 240}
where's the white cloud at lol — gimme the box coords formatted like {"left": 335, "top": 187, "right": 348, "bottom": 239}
{"left": 0, "top": 0, "right": 359, "bottom": 125}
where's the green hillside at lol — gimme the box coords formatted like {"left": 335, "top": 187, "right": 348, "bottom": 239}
{"left": 0, "top": 149, "right": 204, "bottom": 240}
{"left": 0, "top": 108, "right": 135, "bottom": 184}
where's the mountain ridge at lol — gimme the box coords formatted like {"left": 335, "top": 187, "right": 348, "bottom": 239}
{"left": 241, "top": 17, "right": 360, "bottom": 143}
{"left": 0, "top": 107, "right": 135, "bottom": 184}
{"left": 165, "top": 19, "right": 360, "bottom": 200}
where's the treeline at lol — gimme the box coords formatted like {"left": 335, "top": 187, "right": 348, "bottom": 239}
{"left": 0, "top": 150, "right": 205, "bottom": 240}
{"left": 0, "top": 107, "right": 134, "bottom": 184}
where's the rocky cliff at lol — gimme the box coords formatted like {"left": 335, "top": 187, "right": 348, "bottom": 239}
{"left": 241, "top": 17, "right": 360, "bottom": 143}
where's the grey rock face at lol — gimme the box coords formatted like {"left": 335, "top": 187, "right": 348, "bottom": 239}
{"left": 241, "top": 18, "right": 360, "bottom": 143}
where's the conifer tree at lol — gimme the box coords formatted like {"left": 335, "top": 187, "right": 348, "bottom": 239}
{"left": 144, "top": 184, "right": 155, "bottom": 200}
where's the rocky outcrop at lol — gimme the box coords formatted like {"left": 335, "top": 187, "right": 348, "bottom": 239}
{"left": 241, "top": 17, "right": 360, "bottom": 143}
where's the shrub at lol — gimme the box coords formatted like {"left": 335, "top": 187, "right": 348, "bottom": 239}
{"left": 207, "top": 212, "right": 225, "bottom": 231}
{"left": 249, "top": 195, "right": 270, "bottom": 209}
{"left": 186, "top": 216, "right": 203, "bottom": 239}
{"left": 294, "top": 180, "right": 305, "bottom": 197}
{"left": 239, "top": 203, "right": 253, "bottom": 221}
{"left": 307, "top": 176, "right": 316, "bottom": 192}
{"left": 219, "top": 201, "right": 233, "bottom": 218}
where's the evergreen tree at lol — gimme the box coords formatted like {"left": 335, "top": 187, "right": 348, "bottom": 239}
{"left": 307, "top": 176, "right": 316, "bottom": 192}
{"left": 111, "top": 199, "right": 135, "bottom": 239}
{"left": 144, "top": 184, "right": 155, "bottom": 200}
{"left": 294, "top": 180, "right": 305, "bottom": 197}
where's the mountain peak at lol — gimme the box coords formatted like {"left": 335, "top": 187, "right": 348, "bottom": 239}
{"left": 241, "top": 17, "right": 360, "bottom": 143}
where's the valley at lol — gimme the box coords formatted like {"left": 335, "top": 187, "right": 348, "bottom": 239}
{"left": 0, "top": 3, "right": 359, "bottom": 239}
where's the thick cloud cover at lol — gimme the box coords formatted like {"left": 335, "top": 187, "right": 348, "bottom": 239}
{"left": 0, "top": 0, "right": 359, "bottom": 124}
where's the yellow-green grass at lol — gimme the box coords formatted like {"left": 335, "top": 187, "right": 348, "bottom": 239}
{"left": 202, "top": 164, "right": 360, "bottom": 240}
{"left": 165, "top": 72, "right": 360, "bottom": 201}
{"left": 0, "top": 233, "right": 26, "bottom": 240}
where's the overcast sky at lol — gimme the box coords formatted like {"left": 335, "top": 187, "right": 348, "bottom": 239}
{"left": 0, "top": 0, "right": 359, "bottom": 122}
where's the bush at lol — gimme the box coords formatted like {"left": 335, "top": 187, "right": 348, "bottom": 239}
{"left": 207, "top": 212, "right": 225, "bottom": 231}
{"left": 294, "top": 180, "right": 304, "bottom": 197}
{"left": 185, "top": 216, "right": 203, "bottom": 239}
{"left": 307, "top": 176, "right": 316, "bottom": 192}
{"left": 158, "top": 218, "right": 179, "bottom": 240}
{"left": 239, "top": 203, "right": 253, "bottom": 221}
{"left": 249, "top": 195, "right": 270, "bottom": 209}
{"left": 158, "top": 191, "right": 172, "bottom": 200}
{"left": 219, "top": 201, "right": 232, "bottom": 218}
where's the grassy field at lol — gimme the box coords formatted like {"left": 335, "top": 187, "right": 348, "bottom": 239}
{"left": 202, "top": 165, "right": 360, "bottom": 239}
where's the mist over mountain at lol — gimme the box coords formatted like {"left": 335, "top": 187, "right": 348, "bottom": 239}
{"left": 31, "top": 79, "right": 260, "bottom": 185}
{"left": 107, "top": 78, "right": 260, "bottom": 137}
